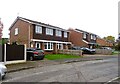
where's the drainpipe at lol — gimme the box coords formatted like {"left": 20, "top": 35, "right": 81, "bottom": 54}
{"left": 28, "top": 24, "right": 31, "bottom": 48}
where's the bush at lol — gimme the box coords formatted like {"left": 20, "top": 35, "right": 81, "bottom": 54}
{"left": 115, "top": 42, "right": 120, "bottom": 51}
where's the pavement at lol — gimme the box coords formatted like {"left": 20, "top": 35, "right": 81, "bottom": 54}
{"left": 6, "top": 54, "right": 118, "bottom": 73}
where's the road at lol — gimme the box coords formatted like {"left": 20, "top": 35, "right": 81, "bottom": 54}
{"left": 2, "top": 56, "right": 118, "bottom": 82}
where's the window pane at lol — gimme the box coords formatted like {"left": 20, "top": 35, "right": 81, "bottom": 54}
{"left": 51, "top": 43, "right": 53, "bottom": 49}
{"left": 64, "top": 32, "right": 67, "bottom": 38}
{"left": 35, "top": 25, "right": 42, "bottom": 34}
{"left": 48, "top": 43, "right": 50, "bottom": 49}
{"left": 44, "top": 43, "right": 47, "bottom": 49}
{"left": 46, "top": 28, "right": 53, "bottom": 35}
{"left": 15, "top": 28, "right": 18, "bottom": 35}
{"left": 56, "top": 30, "right": 62, "bottom": 37}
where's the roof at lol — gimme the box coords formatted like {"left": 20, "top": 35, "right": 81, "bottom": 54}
{"left": 9, "top": 17, "right": 68, "bottom": 32}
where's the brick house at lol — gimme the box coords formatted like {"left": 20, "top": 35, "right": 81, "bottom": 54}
{"left": 68, "top": 28, "right": 97, "bottom": 49}
{"left": 96, "top": 37, "right": 113, "bottom": 47}
{"left": 9, "top": 17, "right": 71, "bottom": 54}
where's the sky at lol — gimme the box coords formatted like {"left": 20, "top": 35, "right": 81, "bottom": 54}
{"left": 0, "top": 0, "right": 119, "bottom": 39}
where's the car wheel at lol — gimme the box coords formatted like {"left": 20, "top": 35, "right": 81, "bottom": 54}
{"left": 30, "top": 56, "right": 34, "bottom": 61}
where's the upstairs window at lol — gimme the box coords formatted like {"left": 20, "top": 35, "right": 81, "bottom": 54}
{"left": 15, "top": 28, "right": 18, "bottom": 35}
{"left": 83, "top": 33, "right": 87, "bottom": 39}
{"left": 56, "top": 30, "right": 62, "bottom": 37}
{"left": 91, "top": 35, "right": 94, "bottom": 39}
{"left": 91, "top": 34, "right": 96, "bottom": 40}
{"left": 35, "top": 25, "right": 42, "bottom": 34}
{"left": 64, "top": 32, "right": 67, "bottom": 38}
{"left": 46, "top": 28, "right": 53, "bottom": 36}
{"left": 93, "top": 35, "right": 96, "bottom": 40}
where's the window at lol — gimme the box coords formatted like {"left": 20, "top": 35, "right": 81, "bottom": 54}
{"left": 93, "top": 35, "right": 96, "bottom": 40}
{"left": 64, "top": 32, "right": 67, "bottom": 38}
{"left": 91, "top": 34, "right": 96, "bottom": 40}
{"left": 57, "top": 43, "right": 63, "bottom": 50}
{"left": 83, "top": 33, "right": 87, "bottom": 39}
{"left": 35, "top": 42, "right": 41, "bottom": 48}
{"left": 44, "top": 42, "right": 53, "bottom": 50}
{"left": 91, "top": 35, "right": 94, "bottom": 39}
{"left": 56, "top": 30, "right": 62, "bottom": 37}
{"left": 15, "top": 28, "right": 18, "bottom": 35}
{"left": 46, "top": 28, "right": 53, "bottom": 35}
{"left": 35, "top": 25, "right": 42, "bottom": 34}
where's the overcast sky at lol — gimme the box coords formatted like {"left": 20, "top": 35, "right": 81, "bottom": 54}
{"left": 0, "top": 0, "right": 119, "bottom": 39}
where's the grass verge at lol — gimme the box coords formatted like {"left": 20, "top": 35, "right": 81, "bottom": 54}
{"left": 45, "top": 54, "right": 81, "bottom": 60}
{"left": 111, "top": 51, "right": 119, "bottom": 55}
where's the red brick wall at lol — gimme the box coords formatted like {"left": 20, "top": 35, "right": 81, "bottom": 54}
{"left": 68, "top": 29, "right": 88, "bottom": 47}
{"left": 9, "top": 19, "right": 33, "bottom": 47}
{"left": 96, "top": 38, "right": 113, "bottom": 47}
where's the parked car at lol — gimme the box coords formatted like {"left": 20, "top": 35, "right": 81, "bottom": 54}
{"left": 0, "top": 62, "right": 7, "bottom": 80}
{"left": 26, "top": 48, "right": 45, "bottom": 61}
{"left": 70, "top": 46, "right": 95, "bottom": 54}
{"left": 81, "top": 47, "right": 96, "bottom": 54}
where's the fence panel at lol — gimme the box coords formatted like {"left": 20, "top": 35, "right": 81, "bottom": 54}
{"left": 6, "top": 44, "right": 24, "bottom": 61}
{"left": 95, "top": 49, "right": 112, "bottom": 55}
{"left": 58, "top": 49, "right": 82, "bottom": 56}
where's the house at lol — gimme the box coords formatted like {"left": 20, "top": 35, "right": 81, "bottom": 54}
{"left": 9, "top": 17, "right": 71, "bottom": 54}
{"left": 68, "top": 28, "right": 97, "bottom": 49}
{"left": 96, "top": 37, "right": 113, "bottom": 47}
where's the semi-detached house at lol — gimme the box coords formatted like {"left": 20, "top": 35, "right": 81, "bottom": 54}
{"left": 9, "top": 17, "right": 71, "bottom": 54}
{"left": 68, "top": 28, "right": 113, "bottom": 48}
{"left": 68, "top": 28, "right": 98, "bottom": 49}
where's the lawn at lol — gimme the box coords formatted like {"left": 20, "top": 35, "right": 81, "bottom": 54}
{"left": 112, "top": 51, "right": 119, "bottom": 55}
{"left": 45, "top": 54, "right": 81, "bottom": 60}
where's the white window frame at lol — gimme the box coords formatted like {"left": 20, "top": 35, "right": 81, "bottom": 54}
{"left": 91, "top": 34, "right": 96, "bottom": 40}
{"left": 44, "top": 42, "right": 53, "bottom": 50}
{"left": 57, "top": 43, "right": 63, "bottom": 50}
{"left": 46, "top": 28, "right": 53, "bottom": 36}
{"left": 35, "top": 42, "right": 41, "bottom": 48}
{"left": 15, "top": 28, "right": 18, "bottom": 35}
{"left": 93, "top": 35, "right": 96, "bottom": 40}
{"left": 56, "top": 30, "right": 62, "bottom": 37}
{"left": 64, "top": 32, "right": 67, "bottom": 38}
{"left": 83, "top": 33, "right": 87, "bottom": 39}
{"left": 91, "top": 35, "right": 94, "bottom": 39}
{"left": 35, "top": 25, "right": 42, "bottom": 34}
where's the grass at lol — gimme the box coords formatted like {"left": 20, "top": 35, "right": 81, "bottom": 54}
{"left": 45, "top": 54, "right": 81, "bottom": 60}
{"left": 111, "top": 51, "right": 119, "bottom": 55}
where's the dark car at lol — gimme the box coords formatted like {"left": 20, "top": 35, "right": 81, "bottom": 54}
{"left": 81, "top": 47, "right": 95, "bottom": 54}
{"left": 26, "top": 48, "right": 45, "bottom": 61}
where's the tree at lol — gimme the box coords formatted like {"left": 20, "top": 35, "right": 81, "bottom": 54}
{"left": 103, "top": 36, "right": 115, "bottom": 43}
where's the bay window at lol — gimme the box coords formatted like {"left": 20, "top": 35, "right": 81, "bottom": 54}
{"left": 44, "top": 42, "right": 53, "bottom": 50}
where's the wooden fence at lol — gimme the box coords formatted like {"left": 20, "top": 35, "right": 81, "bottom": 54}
{"left": 1, "top": 44, "right": 26, "bottom": 64}
{"left": 95, "top": 49, "right": 112, "bottom": 55}
{"left": 58, "top": 49, "right": 82, "bottom": 56}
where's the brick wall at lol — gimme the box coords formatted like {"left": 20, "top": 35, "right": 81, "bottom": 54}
{"left": 9, "top": 19, "right": 33, "bottom": 47}
{"left": 96, "top": 38, "right": 113, "bottom": 47}
{"left": 68, "top": 29, "right": 88, "bottom": 47}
